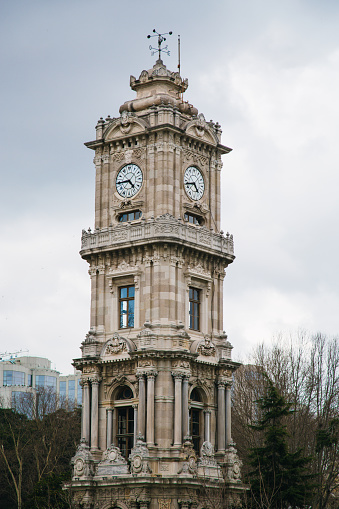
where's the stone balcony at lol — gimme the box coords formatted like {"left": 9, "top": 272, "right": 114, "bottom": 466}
{"left": 80, "top": 213, "right": 234, "bottom": 259}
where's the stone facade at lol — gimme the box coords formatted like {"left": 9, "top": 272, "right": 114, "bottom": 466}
{"left": 67, "top": 58, "right": 245, "bottom": 508}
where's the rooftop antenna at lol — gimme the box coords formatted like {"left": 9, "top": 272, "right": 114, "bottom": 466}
{"left": 178, "top": 34, "right": 181, "bottom": 75}
{"left": 147, "top": 29, "right": 172, "bottom": 61}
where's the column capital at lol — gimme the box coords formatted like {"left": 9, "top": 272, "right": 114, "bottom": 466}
{"left": 136, "top": 372, "right": 146, "bottom": 380}
{"left": 171, "top": 371, "right": 184, "bottom": 380}
{"left": 217, "top": 379, "right": 227, "bottom": 388}
{"left": 203, "top": 409, "right": 212, "bottom": 414}
{"left": 89, "top": 376, "right": 102, "bottom": 385}
{"left": 79, "top": 379, "right": 90, "bottom": 388}
{"left": 146, "top": 370, "right": 158, "bottom": 379}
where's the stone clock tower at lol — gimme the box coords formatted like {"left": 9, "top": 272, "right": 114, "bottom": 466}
{"left": 69, "top": 55, "right": 244, "bottom": 509}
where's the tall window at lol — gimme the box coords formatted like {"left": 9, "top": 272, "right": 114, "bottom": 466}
{"left": 68, "top": 380, "right": 75, "bottom": 402}
{"left": 119, "top": 285, "right": 135, "bottom": 328}
{"left": 59, "top": 381, "right": 66, "bottom": 399}
{"left": 77, "top": 379, "right": 82, "bottom": 405}
{"left": 116, "top": 386, "right": 134, "bottom": 459}
{"left": 189, "top": 389, "right": 203, "bottom": 454}
{"left": 189, "top": 287, "right": 200, "bottom": 331}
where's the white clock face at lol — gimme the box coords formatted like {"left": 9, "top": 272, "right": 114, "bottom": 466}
{"left": 184, "top": 166, "right": 205, "bottom": 201}
{"left": 116, "top": 164, "right": 143, "bottom": 198}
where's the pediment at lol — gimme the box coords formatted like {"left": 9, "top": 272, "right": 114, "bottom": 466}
{"left": 104, "top": 113, "right": 147, "bottom": 141}
{"left": 100, "top": 333, "right": 135, "bottom": 361}
{"left": 184, "top": 114, "right": 218, "bottom": 145}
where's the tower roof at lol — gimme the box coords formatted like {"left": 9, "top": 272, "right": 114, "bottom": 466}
{"left": 119, "top": 60, "right": 198, "bottom": 116}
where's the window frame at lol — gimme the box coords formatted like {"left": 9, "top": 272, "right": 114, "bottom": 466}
{"left": 118, "top": 284, "right": 135, "bottom": 329}
{"left": 189, "top": 287, "right": 201, "bottom": 331}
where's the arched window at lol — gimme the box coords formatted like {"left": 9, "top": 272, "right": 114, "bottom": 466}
{"left": 189, "top": 388, "right": 204, "bottom": 454}
{"left": 114, "top": 385, "right": 134, "bottom": 459}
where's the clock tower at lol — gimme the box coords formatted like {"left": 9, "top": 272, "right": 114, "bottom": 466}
{"left": 69, "top": 54, "right": 245, "bottom": 509}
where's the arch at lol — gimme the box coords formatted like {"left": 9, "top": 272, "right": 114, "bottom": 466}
{"left": 107, "top": 380, "right": 136, "bottom": 402}
{"left": 189, "top": 384, "right": 208, "bottom": 405}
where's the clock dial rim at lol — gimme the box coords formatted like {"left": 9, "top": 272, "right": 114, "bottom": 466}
{"left": 184, "top": 166, "right": 205, "bottom": 201}
{"left": 116, "top": 163, "right": 143, "bottom": 198}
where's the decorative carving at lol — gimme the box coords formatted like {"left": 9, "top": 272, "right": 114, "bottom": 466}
{"left": 120, "top": 110, "right": 132, "bottom": 134}
{"left": 104, "top": 333, "right": 128, "bottom": 356}
{"left": 71, "top": 439, "right": 95, "bottom": 479}
{"left": 129, "top": 438, "right": 152, "bottom": 475}
{"left": 158, "top": 500, "right": 171, "bottom": 509}
{"left": 197, "top": 441, "right": 222, "bottom": 480}
{"left": 224, "top": 442, "right": 243, "bottom": 483}
{"left": 96, "top": 445, "right": 129, "bottom": 476}
{"left": 172, "top": 360, "right": 190, "bottom": 370}
{"left": 198, "top": 336, "right": 216, "bottom": 357}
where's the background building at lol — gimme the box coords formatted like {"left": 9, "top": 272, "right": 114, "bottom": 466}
{"left": 0, "top": 355, "right": 82, "bottom": 409}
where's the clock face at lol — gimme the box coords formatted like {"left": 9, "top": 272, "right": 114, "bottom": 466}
{"left": 184, "top": 166, "right": 205, "bottom": 201}
{"left": 116, "top": 164, "right": 143, "bottom": 198}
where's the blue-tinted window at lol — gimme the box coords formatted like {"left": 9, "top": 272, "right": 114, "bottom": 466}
{"left": 119, "top": 210, "right": 142, "bottom": 222}
{"left": 68, "top": 380, "right": 75, "bottom": 402}
{"left": 119, "top": 285, "right": 135, "bottom": 329}
{"left": 12, "top": 391, "right": 27, "bottom": 406}
{"left": 59, "top": 381, "right": 66, "bottom": 398}
{"left": 27, "top": 374, "right": 32, "bottom": 387}
{"left": 36, "top": 375, "right": 57, "bottom": 388}
{"left": 3, "top": 371, "right": 25, "bottom": 386}
{"left": 77, "top": 380, "right": 82, "bottom": 405}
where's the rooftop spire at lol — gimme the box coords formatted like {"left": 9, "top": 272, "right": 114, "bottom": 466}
{"left": 147, "top": 29, "right": 172, "bottom": 62}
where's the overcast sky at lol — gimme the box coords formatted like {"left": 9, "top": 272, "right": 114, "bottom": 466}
{"left": 1, "top": 0, "right": 338, "bottom": 374}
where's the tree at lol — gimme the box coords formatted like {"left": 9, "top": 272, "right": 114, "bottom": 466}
{"left": 0, "top": 388, "right": 80, "bottom": 509}
{"left": 248, "top": 376, "right": 314, "bottom": 509}
{"left": 232, "top": 332, "right": 339, "bottom": 508}
{"left": 0, "top": 408, "right": 32, "bottom": 509}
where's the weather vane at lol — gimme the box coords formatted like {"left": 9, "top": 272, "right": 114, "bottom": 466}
{"left": 147, "top": 29, "right": 172, "bottom": 60}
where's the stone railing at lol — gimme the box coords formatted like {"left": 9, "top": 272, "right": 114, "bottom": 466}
{"left": 81, "top": 213, "right": 234, "bottom": 256}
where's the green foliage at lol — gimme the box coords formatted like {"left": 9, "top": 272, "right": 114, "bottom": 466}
{"left": 248, "top": 376, "right": 314, "bottom": 509}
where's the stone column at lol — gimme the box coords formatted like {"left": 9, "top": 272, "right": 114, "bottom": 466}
{"left": 106, "top": 408, "right": 113, "bottom": 448}
{"left": 182, "top": 375, "right": 190, "bottom": 439}
{"left": 172, "top": 372, "right": 183, "bottom": 446}
{"left": 133, "top": 404, "right": 138, "bottom": 446}
{"left": 204, "top": 409, "right": 211, "bottom": 442}
{"left": 91, "top": 379, "right": 100, "bottom": 450}
{"left": 82, "top": 380, "right": 91, "bottom": 444}
{"left": 217, "top": 381, "right": 226, "bottom": 452}
{"left": 225, "top": 384, "right": 232, "bottom": 446}
{"left": 137, "top": 373, "right": 146, "bottom": 439}
{"left": 146, "top": 371, "right": 157, "bottom": 446}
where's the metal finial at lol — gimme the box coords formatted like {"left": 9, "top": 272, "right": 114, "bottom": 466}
{"left": 147, "top": 29, "right": 172, "bottom": 60}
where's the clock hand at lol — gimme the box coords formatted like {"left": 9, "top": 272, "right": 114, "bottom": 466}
{"left": 118, "top": 179, "right": 135, "bottom": 187}
{"left": 186, "top": 181, "right": 198, "bottom": 191}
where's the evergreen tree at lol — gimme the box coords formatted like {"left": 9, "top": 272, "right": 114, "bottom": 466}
{"left": 248, "top": 376, "right": 314, "bottom": 509}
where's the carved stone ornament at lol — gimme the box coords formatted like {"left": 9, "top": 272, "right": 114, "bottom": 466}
{"left": 197, "top": 336, "right": 216, "bottom": 357}
{"left": 129, "top": 438, "right": 152, "bottom": 475}
{"left": 197, "top": 441, "right": 223, "bottom": 480}
{"left": 224, "top": 441, "right": 243, "bottom": 483}
{"left": 158, "top": 500, "right": 171, "bottom": 509}
{"left": 96, "top": 445, "right": 129, "bottom": 476}
{"left": 178, "top": 440, "right": 197, "bottom": 477}
{"left": 120, "top": 110, "right": 132, "bottom": 134}
{"left": 104, "top": 333, "right": 128, "bottom": 356}
{"left": 71, "top": 439, "right": 95, "bottom": 479}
